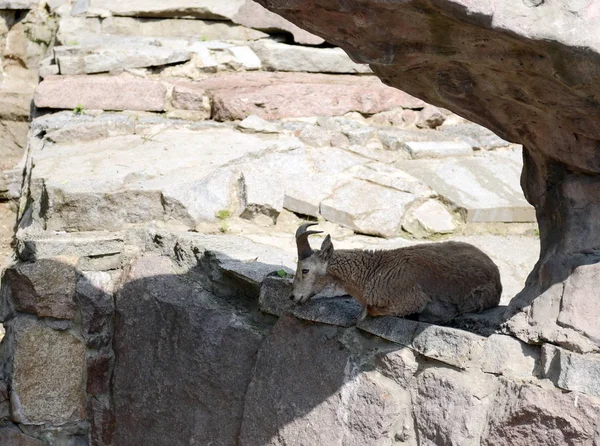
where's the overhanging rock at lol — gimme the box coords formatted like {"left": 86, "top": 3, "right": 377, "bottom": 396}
{"left": 255, "top": 0, "right": 600, "bottom": 352}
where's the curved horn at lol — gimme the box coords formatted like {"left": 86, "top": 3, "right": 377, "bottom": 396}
{"left": 295, "top": 223, "right": 323, "bottom": 260}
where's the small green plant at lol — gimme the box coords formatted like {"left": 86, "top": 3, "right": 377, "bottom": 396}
{"left": 201, "top": 35, "right": 207, "bottom": 42}
{"left": 67, "top": 40, "right": 80, "bottom": 46}
{"left": 73, "top": 104, "right": 86, "bottom": 115}
{"left": 276, "top": 269, "right": 287, "bottom": 278}
{"left": 216, "top": 209, "right": 231, "bottom": 220}
{"left": 219, "top": 221, "right": 229, "bottom": 233}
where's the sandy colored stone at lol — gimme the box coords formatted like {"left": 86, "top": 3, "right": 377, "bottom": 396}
{"left": 34, "top": 75, "right": 167, "bottom": 111}
{"left": 10, "top": 317, "right": 86, "bottom": 425}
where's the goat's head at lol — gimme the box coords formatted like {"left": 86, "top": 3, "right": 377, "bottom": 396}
{"left": 290, "top": 223, "right": 334, "bottom": 304}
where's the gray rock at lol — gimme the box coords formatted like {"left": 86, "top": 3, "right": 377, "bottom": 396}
{"left": 416, "top": 105, "right": 446, "bottom": 129}
{"left": 239, "top": 316, "right": 411, "bottom": 445}
{"left": 9, "top": 317, "right": 86, "bottom": 425}
{"left": 481, "top": 334, "right": 539, "bottom": 379}
{"left": 258, "top": 275, "right": 294, "bottom": 316}
{"left": 291, "top": 296, "right": 362, "bottom": 327}
{"left": 232, "top": 0, "right": 324, "bottom": 45}
{"left": 481, "top": 380, "right": 600, "bottom": 445}
{"left": 320, "top": 179, "right": 416, "bottom": 237}
{"left": 542, "top": 344, "right": 600, "bottom": 397}
{"left": 403, "top": 199, "right": 457, "bottom": 237}
{"left": 0, "top": 426, "right": 45, "bottom": 446}
{"left": 1, "top": 257, "right": 78, "bottom": 320}
{"left": 411, "top": 324, "right": 485, "bottom": 369}
{"left": 358, "top": 316, "right": 485, "bottom": 369}
{"left": 398, "top": 150, "right": 535, "bottom": 223}
{"left": 415, "top": 368, "right": 498, "bottom": 446}
{"left": 348, "top": 163, "right": 434, "bottom": 197}
{"left": 557, "top": 262, "right": 600, "bottom": 347}
{"left": 251, "top": 39, "right": 371, "bottom": 74}
{"left": 89, "top": 0, "right": 245, "bottom": 19}
{"left": 25, "top": 120, "right": 303, "bottom": 231}
{"left": 76, "top": 270, "right": 115, "bottom": 349}
{"left": 55, "top": 43, "right": 191, "bottom": 75}
{"left": 401, "top": 140, "right": 473, "bottom": 159}
{"left": 438, "top": 123, "right": 512, "bottom": 151}
{"left": 113, "top": 254, "right": 269, "bottom": 445}
{"left": 237, "top": 115, "right": 280, "bottom": 134}
{"left": 357, "top": 316, "right": 419, "bottom": 347}
{"left": 16, "top": 230, "right": 125, "bottom": 261}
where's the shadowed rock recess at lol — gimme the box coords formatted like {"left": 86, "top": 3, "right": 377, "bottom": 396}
{"left": 255, "top": 0, "right": 600, "bottom": 353}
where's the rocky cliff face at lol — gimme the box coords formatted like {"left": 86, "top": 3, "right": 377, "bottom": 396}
{"left": 0, "top": 0, "right": 598, "bottom": 445}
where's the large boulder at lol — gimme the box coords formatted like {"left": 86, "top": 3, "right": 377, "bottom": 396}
{"left": 255, "top": 0, "right": 600, "bottom": 351}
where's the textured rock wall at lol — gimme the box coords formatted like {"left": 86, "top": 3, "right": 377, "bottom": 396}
{"left": 0, "top": 232, "right": 598, "bottom": 445}
{"left": 1, "top": 1, "right": 598, "bottom": 445}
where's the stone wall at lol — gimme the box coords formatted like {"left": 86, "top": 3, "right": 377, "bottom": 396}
{"left": 0, "top": 230, "right": 598, "bottom": 445}
{"left": 1, "top": 0, "right": 598, "bottom": 445}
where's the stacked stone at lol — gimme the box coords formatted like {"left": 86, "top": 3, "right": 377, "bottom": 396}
{"left": 1, "top": 0, "right": 584, "bottom": 445}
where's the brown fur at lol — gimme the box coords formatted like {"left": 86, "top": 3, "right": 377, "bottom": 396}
{"left": 292, "top": 236, "right": 502, "bottom": 323}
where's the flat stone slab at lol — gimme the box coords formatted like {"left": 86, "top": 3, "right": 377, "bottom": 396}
{"left": 34, "top": 75, "right": 167, "bottom": 111}
{"left": 25, "top": 118, "right": 303, "bottom": 231}
{"left": 250, "top": 39, "right": 371, "bottom": 74}
{"left": 398, "top": 150, "right": 535, "bottom": 222}
{"left": 89, "top": 0, "right": 246, "bottom": 19}
{"left": 197, "top": 72, "right": 425, "bottom": 120}
{"left": 401, "top": 140, "right": 473, "bottom": 159}
{"left": 291, "top": 296, "right": 362, "bottom": 327}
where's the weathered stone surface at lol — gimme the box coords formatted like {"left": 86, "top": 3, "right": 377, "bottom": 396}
{"left": 0, "top": 120, "right": 28, "bottom": 171}
{"left": 357, "top": 316, "right": 419, "bottom": 348}
{"left": 411, "top": 324, "right": 484, "bottom": 370}
{"left": 59, "top": 16, "right": 268, "bottom": 42}
{"left": 348, "top": 163, "right": 434, "bottom": 198}
{"left": 0, "top": 380, "right": 9, "bottom": 420}
{"left": 26, "top": 121, "right": 303, "bottom": 231}
{"left": 320, "top": 180, "right": 416, "bottom": 237}
{"left": 76, "top": 270, "right": 115, "bottom": 349}
{"left": 416, "top": 105, "right": 446, "bottom": 129}
{"left": 87, "top": 352, "right": 113, "bottom": 396}
{"left": 291, "top": 296, "right": 362, "bottom": 327}
{"left": 399, "top": 151, "right": 535, "bottom": 223}
{"left": 415, "top": 368, "right": 497, "bottom": 446}
{"left": 10, "top": 317, "right": 86, "bottom": 425}
{"left": 556, "top": 262, "right": 600, "bottom": 346}
{"left": 0, "top": 0, "right": 38, "bottom": 8}
{"left": 403, "top": 199, "right": 456, "bottom": 237}
{"left": 251, "top": 39, "right": 371, "bottom": 74}
{"left": 481, "top": 380, "right": 600, "bottom": 445}
{"left": 255, "top": 0, "right": 600, "bottom": 351}
{"left": 203, "top": 72, "right": 425, "bottom": 121}
{"left": 170, "top": 82, "right": 210, "bottom": 113}
{"left": 113, "top": 254, "right": 268, "bottom": 445}
{"left": 89, "top": 0, "right": 245, "bottom": 19}
{"left": 34, "top": 75, "right": 167, "bottom": 111}
{"left": 16, "top": 230, "right": 125, "bottom": 261}
{"left": 439, "top": 122, "right": 512, "bottom": 151}
{"left": 0, "top": 426, "right": 45, "bottom": 446}
{"left": 88, "top": 396, "right": 115, "bottom": 446}
{"left": 542, "top": 344, "right": 600, "bottom": 397}
{"left": 481, "top": 334, "right": 539, "bottom": 379}
{"left": 55, "top": 43, "right": 190, "bottom": 75}
{"left": 258, "top": 274, "right": 293, "bottom": 316}
{"left": 240, "top": 316, "right": 411, "bottom": 445}
{"left": 233, "top": 0, "right": 323, "bottom": 45}
{"left": 1, "top": 257, "right": 78, "bottom": 320}
{"left": 402, "top": 140, "right": 473, "bottom": 159}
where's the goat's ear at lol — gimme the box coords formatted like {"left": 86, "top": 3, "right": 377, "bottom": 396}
{"left": 319, "top": 235, "right": 333, "bottom": 261}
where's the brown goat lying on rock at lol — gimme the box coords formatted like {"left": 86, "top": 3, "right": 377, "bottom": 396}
{"left": 291, "top": 223, "right": 502, "bottom": 323}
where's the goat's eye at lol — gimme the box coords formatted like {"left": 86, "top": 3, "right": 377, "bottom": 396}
{"left": 301, "top": 269, "right": 309, "bottom": 275}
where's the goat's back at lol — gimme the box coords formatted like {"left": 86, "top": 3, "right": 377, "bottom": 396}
{"left": 367, "top": 241, "right": 502, "bottom": 320}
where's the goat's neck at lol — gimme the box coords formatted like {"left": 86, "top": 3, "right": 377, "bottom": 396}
{"left": 326, "top": 250, "right": 376, "bottom": 303}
